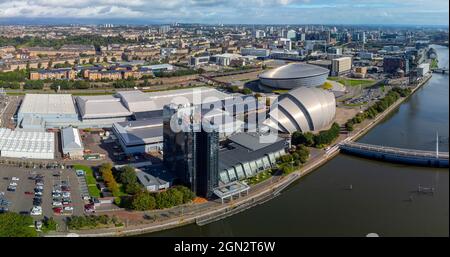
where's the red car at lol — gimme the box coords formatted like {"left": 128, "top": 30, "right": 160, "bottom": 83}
{"left": 53, "top": 207, "right": 62, "bottom": 214}
{"left": 24, "top": 191, "right": 34, "bottom": 195}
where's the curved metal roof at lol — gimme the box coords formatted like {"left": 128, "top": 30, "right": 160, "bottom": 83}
{"left": 265, "top": 87, "right": 335, "bottom": 134}
{"left": 259, "top": 63, "right": 329, "bottom": 80}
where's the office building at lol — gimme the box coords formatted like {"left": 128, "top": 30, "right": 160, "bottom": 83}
{"left": 163, "top": 104, "right": 219, "bottom": 198}
{"left": 331, "top": 57, "right": 352, "bottom": 76}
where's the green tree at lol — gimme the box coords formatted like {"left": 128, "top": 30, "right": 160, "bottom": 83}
{"left": 0, "top": 212, "right": 37, "bottom": 237}
{"left": 131, "top": 192, "right": 156, "bottom": 211}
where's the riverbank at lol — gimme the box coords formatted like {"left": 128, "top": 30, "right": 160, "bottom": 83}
{"left": 48, "top": 73, "right": 435, "bottom": 237}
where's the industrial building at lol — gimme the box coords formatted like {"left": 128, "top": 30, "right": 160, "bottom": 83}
{"left": 61, "top": 127, "right": 84, "bottom": 159}
{"left": 0, "top": 128, "right": 54, "bottom": 159}
{"left": 259, "top": 63, "right": 329, "bottom": 89}
{"left": 218, "top": 132, "right": 287, "bottom": 184}
{"left": 112, "top": 117, "right": 163, "bottom": 154}
{"left": 75, "top": 95, "right": 133, "bottom": 127}
{"left": 331, "top": 57, "right": 352, "bottom": 76}
{"left": 264, "top": 87, "right": 336, "bottom": 134}
{"left": 17, "top": 94, "right": 79, "bottom": 130}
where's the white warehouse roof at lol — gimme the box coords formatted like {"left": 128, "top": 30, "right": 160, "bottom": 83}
{"left": 19, "top": 94, "right": 77, "bottom": 115}
{"left": 0, "top": 128, "right": 55, "bottom": 159}
{"left": 118, "top": 88, "right": 233, "bottom": 113}
{"left": 61, "top": 127, "right": 84, "bottom": 152}
{"left": 75, "top": 95, "right": 133, "bottom": 119}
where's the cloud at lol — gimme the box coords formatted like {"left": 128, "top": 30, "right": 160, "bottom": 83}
{"left": 0, "top": 0, "right": 448, "bottom": 25}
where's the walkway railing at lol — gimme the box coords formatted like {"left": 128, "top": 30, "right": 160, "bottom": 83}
{"left": 340, "top": 142, "right": 449, "bottom": 159}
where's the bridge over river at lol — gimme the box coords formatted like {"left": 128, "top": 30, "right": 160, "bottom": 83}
{"left": 340, "top": 142, "right": 449, "bottom": 168}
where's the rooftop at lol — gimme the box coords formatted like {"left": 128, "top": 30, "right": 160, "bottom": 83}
{"left": 19, "top": 94, "right": 77, "bottom": 115}
{"left": 259, "top": 63, "right": 329, "bottom": 80}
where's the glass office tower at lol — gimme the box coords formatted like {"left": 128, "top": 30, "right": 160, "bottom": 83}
{"left": 163, "top": 104, "right": 219, "bottom": 198}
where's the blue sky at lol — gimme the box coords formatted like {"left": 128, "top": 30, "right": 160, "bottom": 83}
{"left": 0, "top": 0, "right": 448, "bottom": 25}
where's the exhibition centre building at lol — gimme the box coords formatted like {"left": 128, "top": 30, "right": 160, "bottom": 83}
{"left": 264, "top": 87, "right": 336, "bottom": 134}
{"left": 259, "top": 63, "right": 329, "bottom": 89}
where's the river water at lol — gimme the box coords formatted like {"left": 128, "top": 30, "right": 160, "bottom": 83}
{"left": 148, "top": 45, "right": 449, "bottom": 237}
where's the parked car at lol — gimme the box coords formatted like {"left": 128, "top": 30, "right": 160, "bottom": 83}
{"left": 0, "top": 207, "right": 8, "bottom": 213}
{"left": 34, "top": 191, "right": 43, "bottom": 196}
{"left": 9, "top": 182, "right": 17, "bottom": 187}
{"left": 25, "top": 191, "right": 34, "bottom": 195}
{"left": 52, "top": 201, "right": 62, "bottom": 207}
{"left": 11, "top": 177, "right": 19, "bottom": 181}
{"left": 75, "top": 170, "right": 85, "bottom": 177}
{"left": 62, "top": 192, "right": 71, "bottom": 198}
{"left": 7, "top": 186, "right": 16, "bottom": 192}
{"left": 30, "top": 206, "right": 42, "bottom": 216}
{"left": 53, "top": 207, "right": 62, "bottom": 214}
{"left": 63, "top": 206, "right": 73, "bottom": 211}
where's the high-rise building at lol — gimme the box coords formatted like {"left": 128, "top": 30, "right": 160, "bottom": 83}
{"left": 287, "top": 30, "right": 297, "bottom": 41}
{"left": 163, "top": 104, "right": 219, "bottom": 198}
{"left": 331, "top": 57, "right": 352, "bottom": 76}
{"left": 159, "top": 25, "right": 171, "bottom": 34}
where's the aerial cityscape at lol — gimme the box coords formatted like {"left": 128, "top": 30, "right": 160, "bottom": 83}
{"left": 0, "top": 0, "right": 448, "bottom": 242}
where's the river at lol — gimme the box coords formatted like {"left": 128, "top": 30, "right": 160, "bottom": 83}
{"left": 147, "top": 45, "right": 449, "bottom": 237}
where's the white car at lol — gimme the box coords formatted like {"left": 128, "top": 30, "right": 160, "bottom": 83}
{"left": 35, "top": 191, "right": 43, "bottom": 196}
{"left": 52, "top": 201, "right": 62, "bottom": 207}
{"left": 52, "top": 193, "right": 61, "bottom": 198}
{"left": 62, "top": 192, "right": 71, "bottom": 198}
{"left": 63, "top": 206, "right": 73, "bottom": 211}
{"left": 30, "top": 206, "right": 42, "bottom": 216}
{"left": 9, "top": 182, "right": 18, "bottom": 187}
{"left": 11, "top": 177, "right": 20, "bottom": 181}
{"left": 36, "top": 185, "right": 44, "bottom": 190}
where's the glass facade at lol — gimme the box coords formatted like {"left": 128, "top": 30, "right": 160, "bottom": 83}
{"left": 163, "top": 104, "right": 219, "bottom": 198}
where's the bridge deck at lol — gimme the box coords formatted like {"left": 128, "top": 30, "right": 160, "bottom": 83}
{"left": 341, "top": 142, "right": 449, "bottom": 159}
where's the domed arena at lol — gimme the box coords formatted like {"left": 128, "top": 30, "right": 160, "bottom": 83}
{"left": 259, "top": 63, "right": 329, "bottom": 89}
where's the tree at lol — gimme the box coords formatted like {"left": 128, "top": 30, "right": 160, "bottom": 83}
{"left": 47, "top": 60, "right": 53, "bottom": 68}
{"left": 103, "top": 56, "right": 108, "bottom": 62}
{"left": 119, "top": 166, "right": 137, "bottom": 185}
{"left": 0, "top": 212, "right": 37, "bottom": 237}
{"left": 111, "top": 57, "right": 117, "bottom": 62}
{"left": 89, "top": 57, "right": 95, "bottom": 64}
{"left": 125, "top": 182, "right": 142, "bottom": 195}
{"left": 131, "top": 192, "right": 156, "bottom": 211}
{"left": 292, "top": 131, "right": 314, "bottom": 146}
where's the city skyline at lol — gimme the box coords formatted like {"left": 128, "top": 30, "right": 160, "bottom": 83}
{"left": 0, "top": 0, "right": 448, "bottom": 26}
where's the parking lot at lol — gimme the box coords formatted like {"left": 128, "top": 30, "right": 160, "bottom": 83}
{"left": 0, "top": 165, "right": 85, "bottom": 226}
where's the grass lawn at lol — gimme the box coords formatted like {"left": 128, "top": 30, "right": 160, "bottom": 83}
{"left": 246, "top": 170, "right": 273, "bottom": 185}
{"left": 328, "top": 77, "right": 375, "bottom": 87}
{"left": 73, "top": 164, "right": 101, "bottom": 198}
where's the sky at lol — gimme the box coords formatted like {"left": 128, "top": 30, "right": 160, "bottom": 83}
{"left": 0, "top": 0, "right": 448, "bottom": 26}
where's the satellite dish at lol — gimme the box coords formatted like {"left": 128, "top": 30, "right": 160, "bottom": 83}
{"left": 366, "top": 233, "right": 380, "bottom": 237}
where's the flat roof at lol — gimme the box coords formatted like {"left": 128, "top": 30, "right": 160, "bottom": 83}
{"left": 114, "top": 118, "right": 163, "bottom": 146}
{"left": 19, "top": 94, "right": 77, "bottom": 115}
{"left": 117, "top": 87, "right": 238, "bottom": 113}
{"left": 76, "top": 95, "right": 132, "bottom": 119}
{"left": 219, "top": 133, "right": 287, "bottom": 171}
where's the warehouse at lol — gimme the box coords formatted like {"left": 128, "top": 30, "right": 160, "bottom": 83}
{"left": 61, "top": 127, "right": 84, "bottom": 159}
{"left": 75, "top": 95, "right": 133, "bottom": 127}
{"left": 118, "top": 87, "right": 234, "bottom": 117}
{"left": 218, "top": 132, "right": 288, "bottom": 184}
{"left": 0, "top": 128, "right": 55, "bottom": 159}
{"left": 17, "top": 94, "right": 79, "bottom": 130}
{"left": 112, "top": 117, "right": 163, "bottom": 154}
